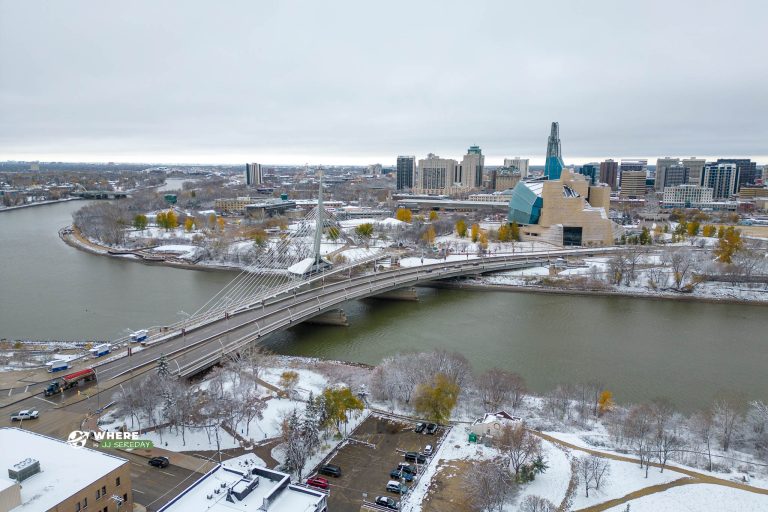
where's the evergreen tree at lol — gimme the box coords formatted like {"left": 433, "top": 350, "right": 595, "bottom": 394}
{"left": 157, "top": 354, "right": 171, "bottom": 378}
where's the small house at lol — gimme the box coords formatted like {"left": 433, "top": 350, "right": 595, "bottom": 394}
{"left": 470, "top": 410, "right": 521, "bottom": 437}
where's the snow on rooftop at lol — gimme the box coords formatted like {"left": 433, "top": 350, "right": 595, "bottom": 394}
{"left": 160, "top": 454, "right": 325, "bottom": 512}
{"left": 0, "top": 428, "right": 127, "bottom": 511}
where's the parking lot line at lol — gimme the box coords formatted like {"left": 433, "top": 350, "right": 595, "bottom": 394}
{"left": 160, "top": 471, "right": 176, "bottom": 477}
{"left": 132, "top": 488, "right": 145, "bottom": 494}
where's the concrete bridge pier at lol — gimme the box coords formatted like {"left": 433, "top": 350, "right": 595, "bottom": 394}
{"left": 305, "top": 309, "right": 349, "bottom": 326}
{"left": 371, "top": 287, "right": 419, "bottom": 301}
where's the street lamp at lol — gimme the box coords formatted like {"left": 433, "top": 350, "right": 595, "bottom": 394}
{"left": 177, "top": 310, "right": 191, "bottom": 344}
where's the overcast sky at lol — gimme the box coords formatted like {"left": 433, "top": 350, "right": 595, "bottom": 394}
{"left": 1, "top": 0, "right": 766, "bottom": 166}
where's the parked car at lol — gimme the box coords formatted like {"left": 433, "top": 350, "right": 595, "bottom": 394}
{"left": 404, "top": 452, "right": 427, "bottom": 464}
{"left": 426, "top": 423, "right": 438, "bottom": 435}
{"left": 10, "top": 410, "right": 39, "bottom": 421}
{"left": 148, "top": 456, "right": 170, "bottom": 468}
{"left": 306, "top": 476, "right": 329, "bottom": 489}
{"left": 386, "top": 480, "right": 409, "bottom": 494}
{"left": 375, "top": 496, "right": 399, "bottom": 509}
{"left": 318, "top": 464, "right": 342, "bottom": 477}
{"left": 414, "top": 422, "right": 426, "bottom": 433}
{"left": 423, "top": 444, "right": 433, "bottom": 456}
{"left": 396, "top": 463, "right": 417, "bottom": 475}
{"left": 389, "top": 469, "right": 414, "bottom": 482}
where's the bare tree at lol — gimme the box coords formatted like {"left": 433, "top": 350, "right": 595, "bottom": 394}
{"left": 519, "top": 495, "right": 557, "bottom": 512}
{"left": 497, "top": 423, "right": 542, "bottom": 478}
{"left": 624, "top": 403, "right": 654, "bottom": 477}
{"left": 462, "top": 459, "right": 516, "bottom": 512}
{"left": 476, "top": 368, "right": 528, "bottom": 411}
{"left": 689, "top": 410, "right": 715, "bottom": 471}
{"left": 712, "top": 398, "right": 741, "bottom": 452}
{"left": 663, "top": 248, "right": 696, "bottom": 290}
{"left": 578, "top": 454, "right": 611, "bottom": 498}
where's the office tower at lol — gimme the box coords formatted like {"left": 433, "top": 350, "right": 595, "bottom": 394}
{"left": 661, "top": 164, "right": 689, "bottom": 188}
{"left": 599, "top": 159, "right": 619, "bottom": 190}
{"left": 415, "top": 153, "right": 458, "bottom": 192}
{"left": 544, "top": 122, "right": 564, "bottom": 180}
{"left": 619, "top": 159, "right": 648, "bottom": 197}
{"left": 655, "top": 157, "right": 681, "bottom": 191}
{"left": 702, "top": 162, "right": 738, "bottom": 199}
{"left": 504, "top": 157, "right": 529, "bottom": 178}
{"left": 578, "top": 163, "right": 599, "bottom": 185}
{"left": 396, "top": 156, "right": 415, "bottom": 190}
{"left": 717, "top": 158, "right": 757, "bottom": 190}
{"left": 459, "top": 145, "right": 484, "bottom": 188}
{"left": 245, "top": 162, "right": 263, "bottom": 186}
{"left": 682, "top": 157, "right": 706, "bottom": 184}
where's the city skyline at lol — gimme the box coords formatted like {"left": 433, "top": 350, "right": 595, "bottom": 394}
{"left": 1, "top": 1, "right": 766, "bottom": 166}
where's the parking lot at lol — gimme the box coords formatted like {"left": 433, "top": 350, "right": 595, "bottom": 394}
{"left": 313, "top": 413, "right": 449, "bottom": 512}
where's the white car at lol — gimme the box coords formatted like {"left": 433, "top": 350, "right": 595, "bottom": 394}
{"left": 423, "top": 444, "right": 433, "bottom": 456}
{"left": 10, "top": 410, "right": 39, "bottom": 421}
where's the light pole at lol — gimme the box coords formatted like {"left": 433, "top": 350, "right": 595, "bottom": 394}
{"left": 177, "top": 310, "right": 191, "bottom": 344}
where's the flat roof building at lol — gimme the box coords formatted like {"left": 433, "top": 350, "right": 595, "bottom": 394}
{"left": 159, "top": 455, "right": 326, "bottom": 512}
{"left": 0, "top": 428, "right": 132, "bottom": 512}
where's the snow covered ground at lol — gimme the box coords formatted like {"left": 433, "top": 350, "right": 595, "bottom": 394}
{"left": 604, "top": 484, "right": 768, "bottom": 512}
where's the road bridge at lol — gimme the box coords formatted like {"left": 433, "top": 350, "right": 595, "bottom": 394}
{"left": 90, "top": 247, "right": 617, "bottom": 383}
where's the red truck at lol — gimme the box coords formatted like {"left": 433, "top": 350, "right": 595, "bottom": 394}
{"left": 44, "top": 368, "right": 96, "bottom": 396}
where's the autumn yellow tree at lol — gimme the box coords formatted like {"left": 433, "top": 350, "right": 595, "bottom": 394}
{"left": 184, "top": 217, "right": 195, "bottom": 232}
{"left": 133, "top": 214, "right": 148, "bottom": 231}
{"left": 322, "top": 386, "right": 364, "bottom": 435}
{"left": 714, "top": 226, "right": 742, "bottom": 263}
{"left": 413, "top": 373, "right": 460, "bottom": 424}
{"left": 479, "top": 232, "right": 489, "bottom": 250}
{"left": 422, "top": 225, "right": 436, "bottom": 245}
{"left": 686, "top": 221, "right": 700, "bottom": 237}
{"left": 597, "top": 390, "right": 614, "bottom": 416}
{"left": 208, "top": 213, "right": 217, "bottom": 229}
{"left": 510, "top": 221, "right": 520, "bottom": 241}
{"left": 456, "top": 219, "right": 467, "bottom": 238}
{"left": 166, "top": 210, "right": 178, "bottom": 229}
{"left": 279, "top": 370, "right": 299, "bottom": 397}
{"left": 217, "top": 216, "right": 225, "bottom": 231}
{"left": 702, "top": 225, "right": 716, "bottom": 237}
{"left": 471, "top": 223, "right": 480, "bottom": 242}
{"left": 395, "top": 208, "right": 413, "bottom": 223}
{"left": 156, "top": 211, "right": 167, "bottom": 229}
{"left": 429, "top": 210, "right": 439, "bottom": 221}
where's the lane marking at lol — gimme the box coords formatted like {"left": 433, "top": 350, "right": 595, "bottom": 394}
{"left": 132, "top": 488, "right": 145, "bottom": 494}
{"left": 160, "top": 471, "right": 176, "bottom": 477}
{"left": 34, "top": 396, "right": 57, "bottom": 405}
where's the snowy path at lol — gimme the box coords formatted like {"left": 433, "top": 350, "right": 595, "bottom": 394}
{"left": 533, "top": 431, "right": 768, "bottom": 511}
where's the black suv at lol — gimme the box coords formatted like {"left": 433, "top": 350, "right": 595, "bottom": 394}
{"left": 148, "top": 456, "right": 170, "bottom": 468}
{"left": 375, "top": 496, "right": 399, "bottom": 509}
{"left": 414, "top": 422, "right": 426, "bottom": 433}
{"left": 318, "top": 463, "right": 342, "bottom": 477}
{"left": 404, "top": 451, "right": 426, "bottom": 464}
{"left": 426, "top": 423, "right": 438, "bottom": 435}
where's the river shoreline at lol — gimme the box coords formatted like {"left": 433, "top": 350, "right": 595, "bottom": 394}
{"left": 423, "top": 279, "right": 768, "bottom": 306}
{"left": 0, "top": 197, "right": 82, "bottom": 213}
{"left": 60, "top": 226, "right": 768, "bottom": 307}
{"left": 59, "top": 225, "right": 241, "bottom": 273}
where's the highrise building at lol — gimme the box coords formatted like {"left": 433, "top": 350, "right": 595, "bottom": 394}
{"left": 655, "top": 157, "right": 681, "bottom": 191}
{"left": 619, "top": 159, "right": 648, "bottom": 197}
{"left": 245, "top": 162, "right": 263, "bottom": 186}
{"left": 396, "top": 156, "right": 415, "bottom": 190}
{"left": 599, "top": 159, "right": 619, "bottom": 190}
{"left": 661, "top": 164, "right": 689, "bottom": 188}
{"left": 460, "top": 145, "right": 484, "bottom": 188}
{"left": 544, "top": 122, "right": 564, "bottom": 180}
{"left": 578, "top": 163, "right": 599, "bottom": 185}
{"left": 414, "top": 153, "right": 458, "bottom": 193}
{"left": 702, "top": 162, "right": 738, "bottom": 199}
{"left": 717, "top": 158, "right": 757, "bottom": 190}
{"left": 504, "top": 157, "right": 529, "bottom": 178}
{"left": 682, "top": 157, "right": 706, "bottom": 184}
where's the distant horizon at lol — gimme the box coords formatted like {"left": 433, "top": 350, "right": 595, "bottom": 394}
{"left": 2, "top": 153, "right": 767, "bottom": 168}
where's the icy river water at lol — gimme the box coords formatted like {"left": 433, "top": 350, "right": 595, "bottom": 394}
{"left": 1, "top": 197, "right": 766, "bottom": 411}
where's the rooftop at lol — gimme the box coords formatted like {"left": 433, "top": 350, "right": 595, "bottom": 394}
{"left": 0, "top": 428, "right": 127, "bottom": 511}
{"left": 159, "top": 455, "right": 326, "bottom": 512}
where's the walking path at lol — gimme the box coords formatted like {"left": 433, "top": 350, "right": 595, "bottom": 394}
{"left": 532, "top": 431, "right": 768, "bottom": 511}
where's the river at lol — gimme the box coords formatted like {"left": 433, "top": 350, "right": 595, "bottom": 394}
{"left": 1, "top": 200, "right": 766, "bottom": 411}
